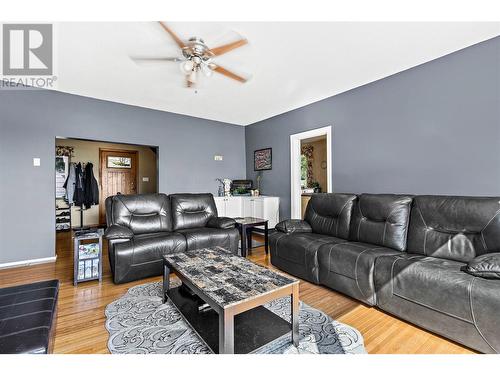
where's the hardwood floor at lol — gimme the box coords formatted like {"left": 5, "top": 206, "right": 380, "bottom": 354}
{"left": 0, "top": 231, "right": 474, "bottom": 354}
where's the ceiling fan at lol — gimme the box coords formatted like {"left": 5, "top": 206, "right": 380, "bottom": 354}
{"left": 133, "top": 22, "right": 249, "bottom": 88}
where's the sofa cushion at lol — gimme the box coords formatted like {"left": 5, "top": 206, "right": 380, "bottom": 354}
{"left": 377, "top": 255, "right": 473, "bottom": 320}
{"left": 349, "top": 194, "right": 413, "bottom": 251}
{"left": 177, "top": 227, "right": 239, "bottom": 253}
{"left": 374, "top": 253, "right": 500, "bottom": 353}
{"left": 112, "top": 193, "right": 172, "bottom": 234}
{"left": 170, "top": 193, "right": 217, "bottom": 231}
{"left": 115, "top": 232, "right": 186, "bottom": 263}
{"left": 318, "top": 241, "right": 400, "bottom": 305}
{"left": 462, "top": 253, "right": 500, "bottom": 280}
{"left": 304, "top": 193, "right": 357, "bottom": 239}
{"left": 112, "top": 232, "right": 186, "bottom": 283}
{"left": 407, "top": 196, "right": 500, "bottom": 262}
{"left": 269, "top": 231, "right": 346, "bottom": 283}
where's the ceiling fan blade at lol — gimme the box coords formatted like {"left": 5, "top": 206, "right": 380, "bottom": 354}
{"left": 208, "top": 39, "right": 248, "bottom": 56}
{"left": 158, "top": 22, "right": 186, "bottom": 49}
{"left": 131, "top": 56, "right": 182, "bottom": 63}
{"left": 209, "top": 64, "right": 247, "bottom": 83}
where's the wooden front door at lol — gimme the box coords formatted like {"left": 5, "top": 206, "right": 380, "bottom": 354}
{"left": 99, "top": 149, "right": 138, "bottom": 225}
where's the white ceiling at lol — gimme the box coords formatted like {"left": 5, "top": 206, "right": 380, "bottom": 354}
{"left": 53, "top": 22, "right": 500, "bottom": 125}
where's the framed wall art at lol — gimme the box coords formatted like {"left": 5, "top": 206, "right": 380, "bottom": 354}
{"left": 254, "top": 148, "right": 272, "bottom": 171}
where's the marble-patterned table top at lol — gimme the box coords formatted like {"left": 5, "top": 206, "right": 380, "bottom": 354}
{"left": 163, "top": 247, "right": 297, "bottom": 307}
{"left": 233, "top": 217, "right": 267, "bottom": 225}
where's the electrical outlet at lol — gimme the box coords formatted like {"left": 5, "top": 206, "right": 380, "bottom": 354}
{"left": 33, "top": 157, "right": 41, "bottom": 167}
{"left": 214, "top": 155, "right": 223, "bottom": 161}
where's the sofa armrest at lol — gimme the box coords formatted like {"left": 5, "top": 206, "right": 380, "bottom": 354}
{"left": 275, "top": 219, "right": 312, "bottom": 234}
{"left": 207, "top": 217, "right": 236, "bottom": 229}
{"left": 104, "top": 224, "right": 134, "bottom": 240}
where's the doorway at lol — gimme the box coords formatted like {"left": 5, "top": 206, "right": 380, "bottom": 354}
{"left": 99, "top": 149, "right": 138, "bottom": 224}
{"left": 290, "top": 126, "right": 332, "bottom": 219}
{"left": 55, "top": 137, "right": 159, "bottom": 235}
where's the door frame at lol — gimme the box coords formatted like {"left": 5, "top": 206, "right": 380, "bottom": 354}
{"left": 290, "top": 126, "right": 332, "bottom": 219}
{"left": 99, "top": 148, "right": 139, "bottom": 224}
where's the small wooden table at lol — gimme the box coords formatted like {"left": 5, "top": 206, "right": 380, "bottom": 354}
{"left": 162, "top": 247, "right": 299, "bottom": 354}
{"left": 234, "top": 217, "right": 269, "bottom": 257}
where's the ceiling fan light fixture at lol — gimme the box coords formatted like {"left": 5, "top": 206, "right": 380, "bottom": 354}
{"left": 201, "top": 63, "right": 213, "bottom": 77}
{"left": 182, "top": 60, "right": 194, "bottom": 73}
{"left": 187, "top": 70, "right": 197, "bottom": 84}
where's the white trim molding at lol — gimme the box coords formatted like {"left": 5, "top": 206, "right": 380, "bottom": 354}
{"left": 290, "top": 126, "right": 332, "bottom": 220}
{"left": 0, "top": 256, "right": 57, "bottom": 270}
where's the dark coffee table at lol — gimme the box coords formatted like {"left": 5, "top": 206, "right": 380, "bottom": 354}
{"left": 162, "top": 247, "right": 299, "bottom": 354}
{"left": 234, "top": 217, "right": 268, "bottom": 257}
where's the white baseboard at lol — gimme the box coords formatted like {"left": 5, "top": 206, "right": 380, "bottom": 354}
{"left": 0, "top": 255, "right": 57, "bottom": 270}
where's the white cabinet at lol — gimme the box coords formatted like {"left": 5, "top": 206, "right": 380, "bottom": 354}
{"left": 242, "top": 198, "right": 264, "bottom": 220}
{"left": 214, "top": 196, "right": 225, "bottom": 216}
{"left": 214, "top": 196, "right": 242, "bottom": 217}
{"left": 242, "top": 198, "right": 252, "bottom": 218}
{"left": 225, "top": 197, "right": 242, "bottom": 217}
{"left": 245, "top": 197, "right": 279, "bottom": 228}
{"left": 214, "top": 196, "right": 280, "bottom": 228}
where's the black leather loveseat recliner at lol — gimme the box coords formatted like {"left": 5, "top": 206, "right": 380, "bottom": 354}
{"left": 104, "top": 193, "right": 239, "bottom": 284}
{"left": 270, "top": 193, "right": 500, "bottom": 353}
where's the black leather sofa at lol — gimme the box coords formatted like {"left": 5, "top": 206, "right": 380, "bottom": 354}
{"left": 270, "top": 193, "right": 500, "bottom": 353}
{"left": 104, "top": 193, "right": 239, "bottom": 284}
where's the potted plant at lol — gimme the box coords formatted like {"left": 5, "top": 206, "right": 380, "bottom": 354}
{"left": 311, "top": 181, "right": 322, "bottom": 193}
{"left": 233, "top": 187, "right": 250, "bottom": 196}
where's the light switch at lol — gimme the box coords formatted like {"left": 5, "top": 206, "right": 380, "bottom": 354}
{"left": 142, "top": 177, "right": 149, "bottom": 182}
{"left": 33, "top": 158, "right": 41, "bottom": 167}
{"left": 214, "top": 155, "right": 223, "bottom": 161}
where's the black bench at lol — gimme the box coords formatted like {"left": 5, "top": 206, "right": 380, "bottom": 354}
{"left": 0, "top": 279, "right": 59, "bottom": 354}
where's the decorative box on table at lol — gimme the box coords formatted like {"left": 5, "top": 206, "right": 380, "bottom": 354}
{"left": 73, "top": 229, "right": 103, "bottom": 286}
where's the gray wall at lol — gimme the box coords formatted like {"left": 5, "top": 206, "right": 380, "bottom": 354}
{"left": 246, "top": 37, "right": 500, "bottom": 220}
{"left": 0, "top": 89, "right": 246, "bottom": 264}
{"left": 2, "top": 37, "right": 499, "bottom": 264}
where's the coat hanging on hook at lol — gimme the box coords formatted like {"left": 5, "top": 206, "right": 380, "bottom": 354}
{"left": 65, "top": 162, "right": 99, "bottom": 209}
{"left": 83, "top": 162, "right": 99, "bottom": 208}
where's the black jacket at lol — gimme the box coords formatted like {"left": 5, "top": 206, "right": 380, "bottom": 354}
{"left": 73, "top": 163, "right": 85, "bottom": 207}
{"left": 83, "top": 162, "right": 99, "bottom": 209}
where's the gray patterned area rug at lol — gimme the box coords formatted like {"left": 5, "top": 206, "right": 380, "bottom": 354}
{"left": 105, "top": 281, "right": 366, "bottom": 354}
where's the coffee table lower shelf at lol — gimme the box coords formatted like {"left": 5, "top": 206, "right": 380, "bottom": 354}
{"left": 166, "top": 286, "right": 293, "bottom": 353}
{"left": 163, "top": 262, "right": 300, "bottom": 354}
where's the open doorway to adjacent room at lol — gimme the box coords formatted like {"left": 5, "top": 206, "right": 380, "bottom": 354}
{"left": 290, "top": 126, "right": 332, "bottom": 219}
{"left": 54, "top": 137, "right": 159, "bottom": 257}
